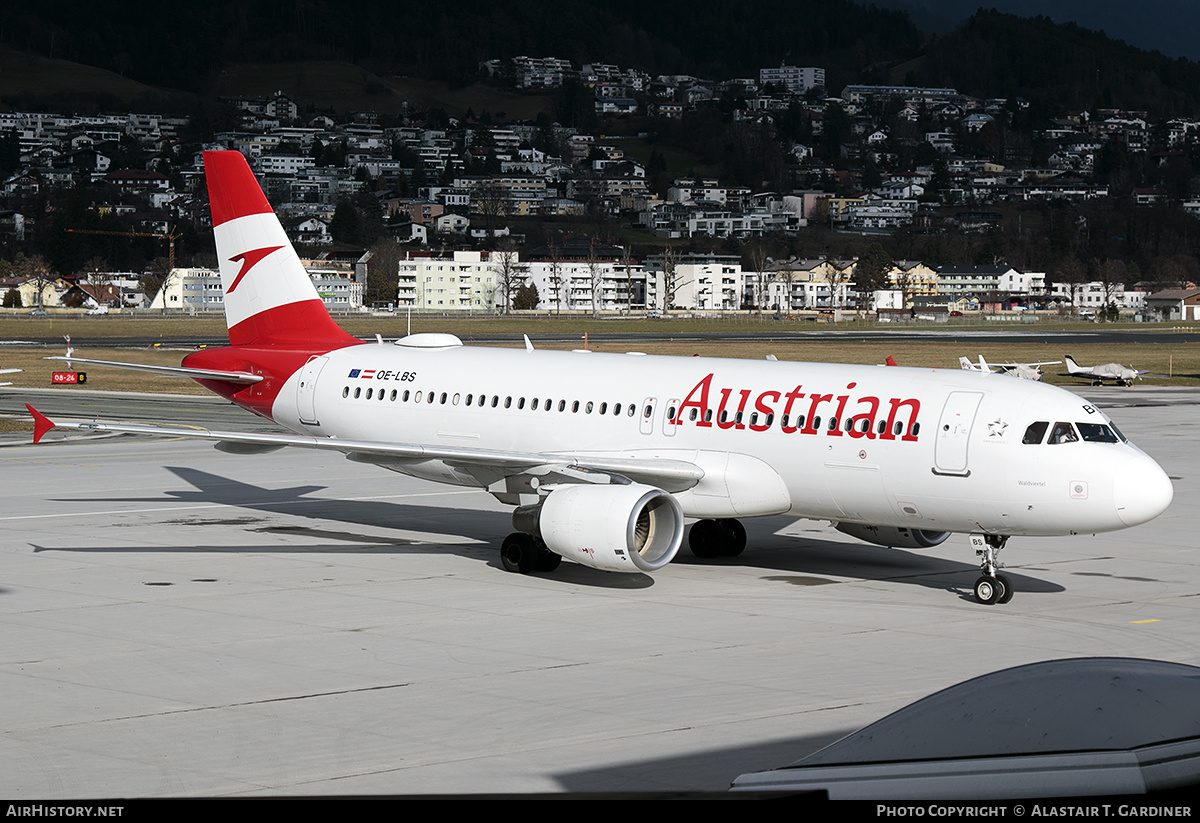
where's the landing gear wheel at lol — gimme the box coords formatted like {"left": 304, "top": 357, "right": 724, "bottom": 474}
{"left": 974, "top": 575, "right": 1001, "bottom": 605}
{"left": 689, "top": 519, "right": 723, "bottom": 558}
{"left": 996, "top": 574, "right": 1014, "bottom": 604}
{"left": 971, "top": 533, "right": 1013, "bottom": 605}
{"left": 501, "top": 532, "right": 538, "bottom": 574}
{"left": 719, "top": 519, "right": 747, "bottom": 557}
{"left": 535, "top": 544, "right": 562, "bottom": 572}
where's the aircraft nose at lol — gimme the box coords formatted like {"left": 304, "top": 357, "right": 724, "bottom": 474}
{"left": 1114, "top": 453, "right": 1173, "bottom": 527}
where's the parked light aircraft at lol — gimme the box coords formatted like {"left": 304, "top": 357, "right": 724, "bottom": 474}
{"left": 26, "top": 151, "right": 1174, "bottom": 606}
{"left": 959, "top": 355, "right": 1061, "bottom": 381}
{"left": 1065, "top": 355, "right": 1147, "bottom": 387}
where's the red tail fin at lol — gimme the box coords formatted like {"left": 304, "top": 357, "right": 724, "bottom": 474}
{"left": 204, "top": 151, "right": 359, "bottom": 350}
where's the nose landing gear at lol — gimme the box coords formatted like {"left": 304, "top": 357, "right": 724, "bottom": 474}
{"left": 971, "top": 533, "right": 1013, "bottom": 605}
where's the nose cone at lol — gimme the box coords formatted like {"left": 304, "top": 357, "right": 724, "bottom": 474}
{"left": 1114, "top": 453, "right": 1173, "bottom": 527}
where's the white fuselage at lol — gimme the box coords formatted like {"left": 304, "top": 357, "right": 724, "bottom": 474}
{"left": 268, "top": 339, "right": 1171, "bottom": 538}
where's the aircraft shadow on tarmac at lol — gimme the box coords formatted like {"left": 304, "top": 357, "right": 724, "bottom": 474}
{"left": 714, "top": 516, "right": 1066, "bottom": 601}
{"left": 38, "top": 466, "right": 1065, "bottom": 598}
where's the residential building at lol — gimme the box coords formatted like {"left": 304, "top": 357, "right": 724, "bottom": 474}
{"left": 396, "top": 250, "right": 500, "bottom": 312}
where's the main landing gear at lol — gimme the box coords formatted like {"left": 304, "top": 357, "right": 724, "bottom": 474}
{"left": 688, "top": 518, "right": 747, "bottom": 558}
{"left": 501, "top": 532, "right": 562, "bottom": 574}
{"left": 971, "top": 533, "right": 1014, "bottom": 605}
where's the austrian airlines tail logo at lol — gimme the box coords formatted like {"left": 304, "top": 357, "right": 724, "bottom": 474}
{"left": 227, "top": 246, "right": 283, "bottom": 294}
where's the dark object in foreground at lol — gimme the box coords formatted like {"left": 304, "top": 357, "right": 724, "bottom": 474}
{"left": 732, "top": 657, "right": 1200, "bottom": 798}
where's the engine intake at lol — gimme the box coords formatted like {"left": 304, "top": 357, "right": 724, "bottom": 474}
{"left": 835, "top": 523, "right": 951, "bottom": 550}
{"left": 513, "top": 483, "right": 684, "bottom": 573}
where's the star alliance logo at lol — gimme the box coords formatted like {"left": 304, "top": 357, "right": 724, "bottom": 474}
{"left": 987, "top": 418, "right": 1008, "bottom": 438}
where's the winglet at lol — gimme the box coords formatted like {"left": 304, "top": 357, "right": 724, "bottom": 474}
{"left": 885, "top": 356, "right": 898, "bottom": 367}
{"left": 25, "top": 404, "right": 56, "bottom": 444}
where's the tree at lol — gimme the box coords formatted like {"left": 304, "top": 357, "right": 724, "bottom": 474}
{"left": 2, "top": 287, "right": 21, "bottom": 308}
{"left": 366, "top": 238, "right": 405, "bottom": 308}
{"left": 329, "top": 199, "right": 363, "bottom": 246}
{"left": 854, "top": 243, "right": 893, "bottom": 311}
{"left": 619, "top": 243, "right": 638, "bottom": 314}
{"left": 546, "top": 241, "right": 564, "bottom": 315}
{"left": 586, "top": 243, "right": 603, "bottom": 318}
{"left": 1053, "top": 256, "right": 1086, "bottom": 312}
{"left": 659, "top": 245, "right": 689, "bottom": 311}
{"left": 474, "top": 180, "right": 506, "bottom": 234}
{"left": 747, "top": 241, "right": 769, "bottom": 311}
{"left": 493, "top": 242, "right": 525, "bottom": 315}
{"left": 512, "top": 281, "right": 539, "bottom": 311}
{"left": 17, "top": 254, "right": 56, "bottom": 310}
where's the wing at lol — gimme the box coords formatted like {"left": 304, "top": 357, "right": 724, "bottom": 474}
{"left": 24, "top": 405, "right": 705, "bottom": 493}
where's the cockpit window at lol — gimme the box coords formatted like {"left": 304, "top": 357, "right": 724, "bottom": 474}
{"left": 1108, "top": 421, "right": 1129, "bottom": 443}
{"left": 1077, "top": 422, "right": 1120, "bottom": 443}
{"left": 1022, "top": 421, "right": 1048, "bottom": 444}
{"left": 1047, "top": 421, "right": 1078, "bottom": 444}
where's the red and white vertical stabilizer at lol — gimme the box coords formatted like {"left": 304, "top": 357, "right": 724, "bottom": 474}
{"left": 203, "top": 151, "right": 358, "bottom": 349}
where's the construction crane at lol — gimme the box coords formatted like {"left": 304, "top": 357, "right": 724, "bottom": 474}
{"left": 66, "top": 226, "right": 183, "bottom": 270}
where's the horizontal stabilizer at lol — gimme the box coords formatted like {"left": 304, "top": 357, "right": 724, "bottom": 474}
{"left": 25, "top": 404, "right": 56, "bottom": 444}
{"left": 44, "top": 356, "right": 263, "bottom": 384}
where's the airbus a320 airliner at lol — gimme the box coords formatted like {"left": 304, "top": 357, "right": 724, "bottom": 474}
{"left": 27, "top": 151, "right": 1174, "bottom": 605}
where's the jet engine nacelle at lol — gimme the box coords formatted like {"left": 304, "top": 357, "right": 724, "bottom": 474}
{"left": 514, "top": 483, "right": 684, "bottom": 573}
{"left": 835, "top": 523, "right": 951, "bottom": 550}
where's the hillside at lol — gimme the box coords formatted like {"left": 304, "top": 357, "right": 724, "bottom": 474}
{"left": 911, "top": 10, "right": 1200, "bottom": 118}
{"left": 0, "top": 49, "right": 193, "bottom": 112}
{"left": 213, "top": 64, "right": 556, "bottom": 120}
